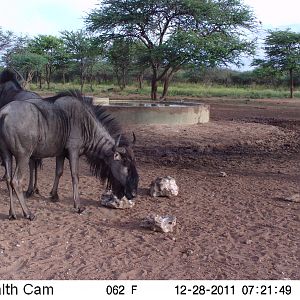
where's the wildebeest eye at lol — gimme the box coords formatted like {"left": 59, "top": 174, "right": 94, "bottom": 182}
{"left": 116, "top": 147, "right": 126, "bottom": 154}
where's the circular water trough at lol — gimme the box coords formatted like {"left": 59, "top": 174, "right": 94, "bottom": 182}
{"left": 101, "top": 101, "right": 210, "bottom": 125}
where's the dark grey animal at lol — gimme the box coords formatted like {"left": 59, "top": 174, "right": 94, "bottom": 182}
{"left": 0, "top": 69, "right": 42, "bottom": 197}
{"left": 0, "top": 91, "right": 139, "bottom": 220}
{"left": 48, "top": 99, "right": 137, "bottom": 203}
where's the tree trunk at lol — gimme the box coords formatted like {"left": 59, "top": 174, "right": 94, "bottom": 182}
{"left": 289, "top": 68, "right": 294, "bottom": 98}
{"left": 80, "top": 60, "right": 85, "bottom": 93}
{"left": 137, "top": 73, "right": 144, "bottom": 90}
{"left": 161, "top": 72, "right": 175, "bottom": 100}
{"left": 39, "top": 73, "right": 42, "bottom": 89}
{"left": 151, "top": 78, "right": 158, "bottom": 100}
{"left": 45, "top": 64, "right": 51, "bottom": 89}
{"left": 121, "top": 68, "right": 126, "bottom": 90}
{"left": 160, "top": 67, "right": 180, "bottom": 100}
{"left": 151, "top": 66, "right": 158, "bottom": 100}
{"left": 62, "top": 70, "right": 66, "bottom": 85}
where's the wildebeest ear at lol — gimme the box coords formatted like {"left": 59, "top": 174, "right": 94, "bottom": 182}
{"left": 113, "top": 152, "right": 122, "bottom": 161}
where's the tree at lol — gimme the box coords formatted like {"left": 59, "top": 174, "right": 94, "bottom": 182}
{"left": 61, "top": 30, "right": 103, "bottom": 92}
{"left": 86, "top": 0, "right": 257, "bottom": 100}
{"left": 49, "top": 42, "right": 72, "bottom": 85}
{"left": 252, "top": 30, "right": 300, "bottom": 98}
{"left": 0, "top": 28, "right": 14, "bottom": 53}
{"left": 1, "top": 28, "right": 29, "bottom": 68}
{"left": 107, "top": 38, "right": 134, "bottom": 90}
{"left": 29, "top": 35, "right": 64, "bottom": 89}
{"left": 8, "top": 52, "right": 47, "bottom": 88}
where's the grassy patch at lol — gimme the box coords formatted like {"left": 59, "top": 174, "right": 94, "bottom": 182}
{"left": 29, "top": 82, "right": 300, "bottom": 99}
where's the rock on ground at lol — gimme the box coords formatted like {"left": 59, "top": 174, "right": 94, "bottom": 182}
{"left": 149, "top": 176, "right": 179, "bottom": 197}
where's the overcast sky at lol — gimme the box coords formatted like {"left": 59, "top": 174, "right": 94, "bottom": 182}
{"left": 244, "top": 0, "right": 300, "bottom": 29}
{"left": 0, "top": 0, "right": 98, "bottom": 36}
{"left": 1, "top": 0, "right": 300, "bottom": 36}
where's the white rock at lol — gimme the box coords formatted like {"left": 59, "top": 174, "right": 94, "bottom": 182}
{"left": 219, "top": 171, "right": 228, "bottom": 177}
{"left": 283, "top": 194, "right": 300, "bottom": 203}
{"left": 149, "top": 176, "right": 179, "bottom": 197}
{"left": 141, "top": 214, "right": 176, "bottom": 233}
{"left": 100, "top": 190, "right": 135, "bottom": 209}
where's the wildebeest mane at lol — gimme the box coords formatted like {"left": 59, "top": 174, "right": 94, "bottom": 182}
{"left": 45, "top": 90, "right": 130, "bottom": 185}
{"left": 44, "top": 90, "right": 84, "bottom": 103}
{"left": 45, "top": 90, "right": 128, "bottom": 144}
{"left": 86, "top": 105, "right": 130, "bottom": 186}
{"left": 86, "top": 103, "right": 129, "bottom": 186}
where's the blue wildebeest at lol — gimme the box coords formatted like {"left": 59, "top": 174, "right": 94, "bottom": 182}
{"left": 0, "top": 69, "right": 42, "bottom": 197}
{"left": 0, "top": 91, "right": 139, "bottom": 220}
{"left": 48, "top": 98, "right": 137, "bottom": 203}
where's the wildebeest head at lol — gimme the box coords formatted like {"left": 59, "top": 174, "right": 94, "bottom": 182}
{"left": 108, "top": 133, "right": 139, "bottom": 200}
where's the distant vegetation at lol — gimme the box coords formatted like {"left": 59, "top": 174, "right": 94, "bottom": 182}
{"left": 1, "top": 0, "right": 300, "bottom": 99}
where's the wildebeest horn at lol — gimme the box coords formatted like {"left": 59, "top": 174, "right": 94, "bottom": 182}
{"left": 132, "top": 132, "right": 136, "bottom": 145}
{"left": 115, "top": 134, "right": 121, "bottom": 147}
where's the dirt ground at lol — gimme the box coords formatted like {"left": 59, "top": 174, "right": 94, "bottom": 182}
{"left": 0, "top": 98, "right": 299, "bottom": 280}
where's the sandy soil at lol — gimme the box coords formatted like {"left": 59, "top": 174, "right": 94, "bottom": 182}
{"left": 0, "top": 98, "right": 299, "bottom": 280}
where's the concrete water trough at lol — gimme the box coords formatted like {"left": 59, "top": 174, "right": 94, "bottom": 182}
{"left": 98, "top": 100, "right": 210, "bottom": 125}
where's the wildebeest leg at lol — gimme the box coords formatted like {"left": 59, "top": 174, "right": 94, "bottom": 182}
{"left": 12, "top": 157, "right": 35, "bottom": 220}
{"left": 33, "top": 160, "right": 39, "bottom": 194}
{"left": 0, "top": 158, "right": 6, "bottom": 181}
{"left": 50, "top": 155, "right": 65, "bottom": 202}
{"left": 25, "top": 159, "right": 38, "bottom": 197}
{"left": 68, "top": 151, "right": 85, "bottom": 213}
{"left": 3, "top": 153, "right": 17, "bottom": 220}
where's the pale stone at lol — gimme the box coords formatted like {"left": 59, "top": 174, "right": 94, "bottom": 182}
{"left": 149, "top": 176, "right": 179, "bottom": 197}
{"left": 141, "top": 214, "right": 176, "bottom": 233}
{"left": 283, "top": 194, "right": 300, "bottom": 203}
{"left": 219, "top": 171, "right": 228, "bottom": 177}
{"left": 100, "top": 190, "right": 135, "bottom": 209}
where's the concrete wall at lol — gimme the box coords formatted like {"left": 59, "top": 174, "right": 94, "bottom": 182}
{"left": 104, "top": 102, "right": 210, "bottom": 125}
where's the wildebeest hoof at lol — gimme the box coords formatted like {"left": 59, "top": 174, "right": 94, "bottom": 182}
{"left": 50, "top": 193, "right": 59, "bottom": 202}
{"left": 25, "top": 190, "right": 34, "bottom": 198}
{"left": 76, "top": 206, "right": 86, "bottom": 214}
{"left": 50, "top": 194, "right": 60, "bottom": 202}
{"left": 26, "top": 188, "right": 40, "bottom": 198}
{"left": 24, "top": 212, "right": 35, "bottom": 221}
{"left": 8, "top": 213, "right": 17, "bottom": 220}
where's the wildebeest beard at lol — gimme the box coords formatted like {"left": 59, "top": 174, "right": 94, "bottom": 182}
{"left": 108, "top": 173, "right": 138, "bottom": 200}
{"left": 87, "top": 151, "right": 138, "bottom": 200}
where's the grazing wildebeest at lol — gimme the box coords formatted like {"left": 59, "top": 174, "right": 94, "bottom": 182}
{"left": 48, "top": 99, "right": 137, "bottom": 202}
{"left": 0, "top": 69, "right": 42, "bottom": 197}
{"left": 0, "top": 91, "right": 139, "bottom": 220}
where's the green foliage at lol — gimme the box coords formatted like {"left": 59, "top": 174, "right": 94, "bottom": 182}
{"left": 265, "top": 30, "right": 300, "bottom": 70}
{"left": 86, "top": 0, "right": 257, "bottom": 99}
{"left": 61, "top": 30, "right": 103, "bottom": 91}
{"left": 28, "top": 35, "right": 65, "bottom": 88}
{"left": 0, "top": 27, "right": 14, "bottom": 52}
{"left": 9, "top": 52, "right": 47, "bottom": 86}
{"left": 29, "top": 35, "right": 63, "bottom": 56}
{"left": 107, "top": 38, "right": 136, "bottom": 89}
{"left": 253, "top": 29, "right": 300, "bottom": 97}
{"left": 253, "top": 30, "right": 300, "bottom": 71}
{"left": 10, "top": 52, "right": 47, "bottom": 71}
